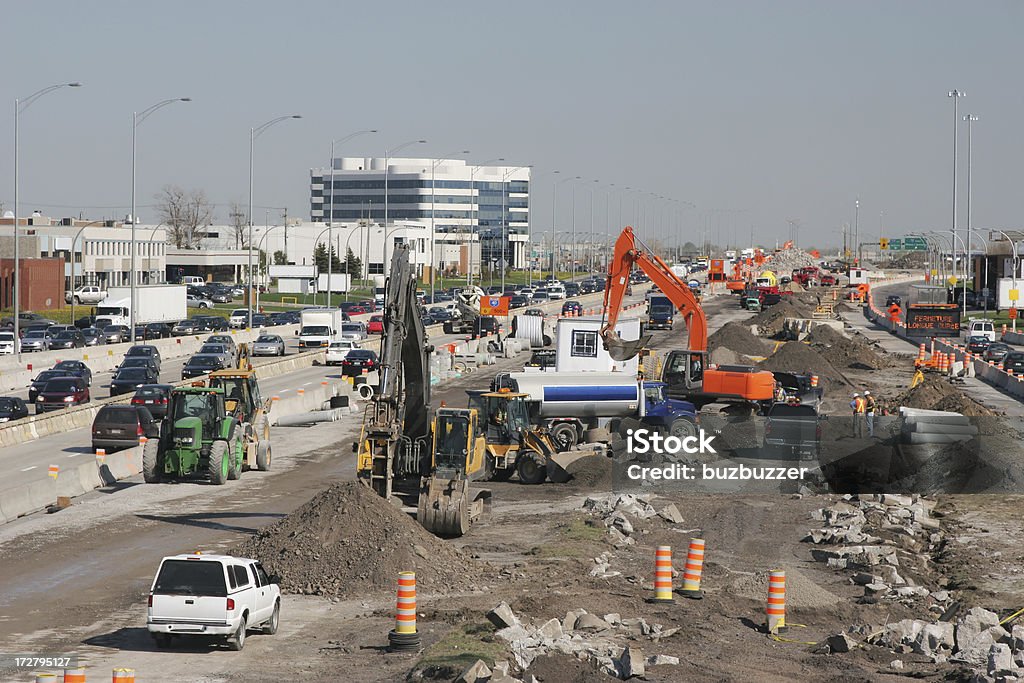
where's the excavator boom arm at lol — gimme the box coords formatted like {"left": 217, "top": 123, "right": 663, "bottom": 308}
{"left": 601, "top": 226, "right": 708, "bottom": 359}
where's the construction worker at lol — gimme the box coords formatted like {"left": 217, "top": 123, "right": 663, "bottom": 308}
{"left": 774, "top": 381, "right": 787, "bottom": 402}
{"left": 864, "top": 390, "right": 876, "bottom": 437}
{"left": 850, "top": 393, "right": 866, "bottom": 438}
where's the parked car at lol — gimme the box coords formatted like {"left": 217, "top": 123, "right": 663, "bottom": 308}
{"left": 0, "top": 331, "right": 17, "bottom": 355}
{"left": 144, "top": 322, "right": 173, "bottom": 339}
{"left": 0, "top": 396, "right": 30, "bottom": 422}
{"left": 65, "top": 285, "right": 107, "bottom": 305}
{"left": 146, "top": 552, "right": 281, "bottom": 650}
{"left": 53, "top": 360, "right": 93, "bottom": 387}
{"left": 49, "top": 329, "right": 86, "bottom": 349}
{"left": 340, "top": 321, "right": 368, "bottom": 341}
{"left": 125, "top": 345, "right": 162, "bottom": 372}
{"left": 367, "top": 315, "right": 385, "bottom": 335}
{"left": 172, "top": 319, "right": 200, "bottom": 336}
{"left": 983, "top": 342, "right": 1012, "bottom": 364}
{"left": 186, "top": 295, "right": 214, "bottom": 309}
{"left": 130, "top": 384, "right": 174, "bottom": 419}
{"left": 207, "top": 289, "right": 232, "bottom": 304}
{"left": 228, "top": 309, "right": 249, "bottom": 329}
{"left": 252, "top": 313, "right": 273, "bottom": 328}
{"left": 103, "top": 325, "right": 131, "bottom": 344}
{"left": 198, "top": 343, "right": 234, "bottom": 366}
{"left": 81, "top": 327, "right": 106, "bottom": 346}
{"left": 252, "top": 334, "right": 285, "bottom": 357}
{"left": 35, "top": 376, "right": 90, "bottom": 413}
{"left": 341, "top": 349, "right": 378, "bottom": 376}
{"left": 28, "top": 370, "right": 72, "bottom": 403}
{"left": 1002, "top": 351, "right": 1024, "bottom": 374}
{"left": 91, "top": 404, "right": 160, "bottom": 451}
{"left": 966, "top": 335, "right": 992, "bottom": 354}
{"left": 325, "top": 340, "right": 359, "bottom": 365}
{"left": 198, "top": 315, "right": 229, "bottom": 332}
{"left": 182, "top": 354, "right": 227, "bottom": 379}
{"left": 561, "top": 300, "right": 583, "bottom": 316}
{"left": 20, "top": 329, "right": 53, "bottom": 352}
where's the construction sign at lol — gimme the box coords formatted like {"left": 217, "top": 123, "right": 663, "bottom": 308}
{"left": 480, "top": 296, "right": 510, "bottom": 316}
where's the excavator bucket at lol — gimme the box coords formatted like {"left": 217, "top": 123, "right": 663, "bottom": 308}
{"left": 602, "top": 330, "right": 654, "bottom": 362}
{"left": 417, "top": 476, "right": 490, "bottom": 538}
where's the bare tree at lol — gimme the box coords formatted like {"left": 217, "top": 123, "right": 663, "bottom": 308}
{"left": 229, "top": 201, "right": 247, "bottom": 249}
{"left": 156, "top": 185, "right": 214, "bottom": 249}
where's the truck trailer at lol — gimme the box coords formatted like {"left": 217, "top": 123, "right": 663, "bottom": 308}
{"left": 94, "top": 285, "right": 187, "bottom": 328}
{"left": 298, "top": 309, "right": 347, "bottom": 348}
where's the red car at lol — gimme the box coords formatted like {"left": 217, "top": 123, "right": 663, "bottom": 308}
{"left": 368, "top": 315, "right": 385, "bottom": 334}
{"left": 35, "top": 376, "right": 90, "bottom": 413}
{"left": 359, "top": 300, "right": 377, "bottom": 312}
{"left": 347, "top": 305, "right": 367, "bottom": 316}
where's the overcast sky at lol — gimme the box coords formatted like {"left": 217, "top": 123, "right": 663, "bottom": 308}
{"left": 2, "top": 0, "right": 1022, "bottom": 250}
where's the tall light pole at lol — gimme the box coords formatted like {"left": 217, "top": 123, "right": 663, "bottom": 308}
{"left": 249, "top": 114, "right": 301, "bottom": 328}
{"left": 949, "top": 89, "right": 965, "bottom": 287}
{"left": 131, "top": 97, "right": 190, "bottom": 343}
{"left": 854, "top": 197, "right": 860, "bottom": 264}
{"left": 327, "top": 129, "right": 377, "bottom": 309}
{"left": 430, "top": 151, "right": 471, "bottom": 302}
{"left": 13, "top": 81, "right": 81, "bottom": 359}
{"left": 500, "top": 165, "right": 531, "bottom": 291}
{"left": 964, "top": 114, "right": 978, "bottom": 296}
{"left": 381, "top": 139, "right": 427, "bottom": 274}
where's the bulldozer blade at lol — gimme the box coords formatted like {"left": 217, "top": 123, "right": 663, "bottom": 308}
{"left": 603, "top": 332, "right": 653, "bottom": 361}
{"left": 417, "top": 477, "right": 485, "bottom": 538}
{"left": 546, "top": 448, "right": 599, "bottom": 484}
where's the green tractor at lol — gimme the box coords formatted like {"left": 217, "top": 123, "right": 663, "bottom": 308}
{"left": 143, "top": 385, "right": 245, "bottom": 485}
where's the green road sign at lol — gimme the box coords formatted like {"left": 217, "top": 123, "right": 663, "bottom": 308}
{"left": 901, "top": 236, "right": 927, "bottom": 251}
{"left": 888, "top": 239, "right": 902, "bottom": 251}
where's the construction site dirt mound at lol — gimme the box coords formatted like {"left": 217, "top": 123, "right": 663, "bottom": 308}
{"left": 708, "top": 321, "right": 768, "bottom": 357}
{"left": 236, "top": 481, "right": 479, "bottom": 597}
{"left": 757, "top": 341, "right": 851, "bottom": 389}
{"left": 887, "top": 375, "right": 996, "bottom": 417}
{"left": 806, "top": 324, "right": 891, "bottom": 370}
{"left": 751, "top": 300, "right": 812, "bottom": 337}
{"left": 729, "top": 567, "right": 841, "bottom": 608}
{"left": 564, "top": 454, "right": 613, "bottom": 490}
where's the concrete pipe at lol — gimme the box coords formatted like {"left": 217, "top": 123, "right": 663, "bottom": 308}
{"left": 276, "top": 410, "right": 342, "bottom": 427}
{"left": 357, "top": 383, "right": 374, "bottom": 400}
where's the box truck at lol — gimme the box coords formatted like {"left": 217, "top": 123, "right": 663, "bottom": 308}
{"left": 298, "top": 309, "right": 347, "bottom": 348}
{"left": 94, "top": 285, "right": 187, "bottom": 328}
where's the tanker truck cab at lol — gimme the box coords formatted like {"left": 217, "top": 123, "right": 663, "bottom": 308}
{"left": 638, "top": 381, "right": 698, "bottom": 438}
{"left": 146, "top": 552, "right": 281, "bottom": 650}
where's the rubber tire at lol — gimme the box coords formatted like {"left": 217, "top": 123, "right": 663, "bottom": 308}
{"left": 252, "top": 415, "right": 270, "bottom": 442}
{"left": 208, "top": 441, "right": 229, "bottom": 485}
{"left": 142, "top": 439, "right": 162, "bottom": 483}
{"left": 256, "top": 440, "right": 272, "bottom": 471}
{"left": 549, "top": 422, "right": 579, "bottom": 452}
{"left": 516, "top": 450, "right": 547, "bottom": 485}
{"left": 264, "top": 600, "right": 280, "bottom": 635}
{"left": 669, "top": 418, "right": 698, "bottom": 439}
{"left": 227, "top": 437, "right": 242, "bottom": 480}
{"left": 228, "top": 615, "right": 247, "bottom": 651}
{"left": 484, "top": 454, "right": 514, "bottom": 482}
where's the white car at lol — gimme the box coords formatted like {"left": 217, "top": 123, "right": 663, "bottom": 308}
{"left": 228, "top": 309, "right": 249, "bottom": 329}
{"left": 147, "top": 552, "right": 281, "bottom": 650}
{"left": 187, "top": 295, "right": 213, "bottom": 309}
{"left": 0, "top": 331, "right": 16, "bottom": 355}
{"left": 325, "top": 339, "right": 359, "bottom": 365}
{"left": 340, "top": 321, "right": 368, "bottom": 341}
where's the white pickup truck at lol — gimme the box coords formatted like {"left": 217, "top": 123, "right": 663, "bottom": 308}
{"left": 64, "top": 285, "right": 107, "bottom": 305}
{"left": 147, "top": 552, "right": 281, "bottom": 650}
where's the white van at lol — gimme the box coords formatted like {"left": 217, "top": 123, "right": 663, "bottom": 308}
{"left": 546, "top": 283, "right": 567, "bottom": 300}
{"left": 340, "top": 321, "right": 368, "bottom": 341}
{"left": 147, "top": 553, "right": 280, "bottom": 650}
{"left": 966, "top": 319, "right": 996, "bottom": 343}
{"left": 182, "top": 276, "right": 206, "bottom": 286}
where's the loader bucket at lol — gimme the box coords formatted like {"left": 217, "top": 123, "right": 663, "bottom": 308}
{"left": 417, "top": 476, "right": 489, "bottom": 538}
{"left": 603, "top": 330, "right": 653, "bottom": 362}
{"left": 546, "top": 448, "right": 599, "bottom": 484}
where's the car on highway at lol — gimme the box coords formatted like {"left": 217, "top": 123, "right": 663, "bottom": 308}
{"left": 563, "top": 283, "right": 581, "bottom": 298}
{"left": 340, "top": 349, "right": 378, "bottom": 376}
{"left": 187, "top": 294, "right": 214, "bottom": 309}
{"left": 28, "top": 370, "right": 73, "bottom": 403}
{"left": 0, "top": 396, "right": 30, "bottom": 422}
{"left": 561, "top": 300, "right": 583, "bottom": 316}
{"left": 0, "top": 331, "right": 16, "bottom": 355}
{"left": 427, "top": 308, "right": 452, "bottom": 324}
{"left": 18, "top": 311, "right": 57, "bottom": 327}
{"left": 74, "top": 315, "right": 100, "bottom": 329}
{"left": 1002, "top": 351, "right": 1024, "bottom": 374}
{"left": 229, "top": 308, "right": 249, "bottom": 329}
{"left": 146, "top": 552, "right": 281, "bottom": 650}
{"left": 207, "top": 335, "right": 237, "bottom": 356}
{"left": 81, "top": 327, "right": 106, "bottom": 346}
{"left": 476, "top": 316, "right": 502, "bottom": 337}
{"left": 53, "top": 360, "right": 93, "bottom": 387}
{"left": 546, "top": 283, "right": 567, "bottom": 300}
{"left": 35, "top": 376, "right": 90, "bottom": 413}
{"left": 367, "top": 315, "right": 385, "bottom": 335}
{"left": 197, "top": 315, "right": 229, "bottom": 332}
{"left": 172, "top": 319, "right": 201, "bottom": 336}
{"left": 252, "top": 334, "right": 285, "bottom": 357}
{"left": 20, "top": 329, "right": 53, "bottom": 352}
{"left": 524, "top": 308, "right": 544, "bottom": 317}
{"left": 967, "top": 319, "right": 997, "bottom": 343}
{"left": 271, "top": 310, "right": 300, "bottom": 325}
{"left": 91, "top": 404, "right": 160, "bottom": 452}
{"left": 110, "top": 366, "right": 160, "bottom": 396}
{"left": 252, "top": 313, "right": 274, "bottom": 328}
{"left": 126, "top": 345, "right": 162, "bottom": 371}
{"left": 182, "top": 354, "right": 228, "bottom": 379}
{"left": 526, "top": 349, "right": 556, "bottom": 369}
{"left": 531, "top": 289, "right": 550, "bottom": 304}
{"left": 49, "top": 329, "right": 87, "bottom": 350}
{"left": 143, "top": 322, "right": 173, "bottom": 339}
{"left": 198, "top": 343, "right": 234, "bottom": 366}
{"left": 340, "top": 321, "right": 368, "bottom": 341}
{"left": 103, "top": 325, "right": 131, "bottom": 344}
{"left": 325, "top": 340, "right": 359, "bottom": 365}
{"left": 885, "top": 295, "right": 902, "bottom": 308}
{"left": 983, "top": 342, "right": 1012, "bottom": 364}
{"left": 509, "top": 295, "right": 529, "bottom": 309}
{"left": 131, "top": 384, "right": 174, "bottom": 419}
{"left": 966, "top": 335, "right": 991, "bottom": 355}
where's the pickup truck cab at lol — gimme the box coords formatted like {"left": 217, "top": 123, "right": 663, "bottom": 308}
{"left": 763, "top": 402, "right": 822, "bottom": 460}
{"left": 65, "top": 285, "right": 107, "bottom": 305}
{"left": 147, "top": 552, "right": 281, "bottom": 650}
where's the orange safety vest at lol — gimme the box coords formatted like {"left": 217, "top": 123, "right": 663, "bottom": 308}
{"left": 852, "top": 397, "right": 866, "bottom": 414}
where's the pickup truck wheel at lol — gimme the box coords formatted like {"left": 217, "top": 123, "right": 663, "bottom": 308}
{"left": 228, "top": 615, "right": 247, "bottom": 650}
{"left": 208, "top": 441, "right": 229, "bottom": 485}
{"left": 142, "top": 439, "right": 162, "bottom": 483}
{"left": 73, "top": 296, "right": 81, "bottom": 305}
{"left": 549, "top": 423, "right": 578, "bottom": 452}
{"left": 264, "top": 600, "right": 280, "bottom": 634}
{"left": 669, "top": 418, "right": 697, "bottom": 439}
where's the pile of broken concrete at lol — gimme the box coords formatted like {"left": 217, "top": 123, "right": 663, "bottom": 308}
{"left": 581, "top": 493, "right": 684, "bottom": 552}
{"left": 484, "top": 601, "right": 679, "bottom": 680}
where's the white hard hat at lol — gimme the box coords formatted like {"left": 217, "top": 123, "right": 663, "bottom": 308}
{"left": 853, "top": 393, "right": 860, "bottom": 397}
{"left": 864, "top": 390, "right": 871, "bottom": 395}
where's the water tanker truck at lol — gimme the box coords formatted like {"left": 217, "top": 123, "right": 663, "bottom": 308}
{"left": 489, "top": 370, "right": 698, "bottom": 451}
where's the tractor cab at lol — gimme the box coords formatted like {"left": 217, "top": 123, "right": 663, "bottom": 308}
{"left": 469, "top": 390, "right": 533, "bottom": 445}
{"left": 208, "top": 370, "right": 262, "bottom": 423}
{"left": 170, "top": 387, "right": 226, "bottom": 444}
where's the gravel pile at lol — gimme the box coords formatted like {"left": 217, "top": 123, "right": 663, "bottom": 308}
{"left": 751, "top": 300, "right": 812, "bottom": 337}
{"left": 236, "top": 481, "right": 478, "bottom": 597}
{"left": 806, "top": 325, "right": 891, "bottom": 370}
{"left": 708, "top": 321, "right": 769, "bottom": 358}
{"left": 886, "top": 375, "right": 996, "bottom": 417}
{"left": 758, "top": 342, "right": 851, "bottom": 389}
{"left": 729, "top": 567, "right": 841, "bottom": 608}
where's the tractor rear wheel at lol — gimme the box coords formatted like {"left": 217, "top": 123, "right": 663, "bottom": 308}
{"left": 208, "top": 441, "right": 229, "bottom": 485}
{"left": 227, "top": 437, "right": 242, "bottom": 480}
{"left": 516, "top": 449, "right": 547, "bottom": 485}
{"left": 142, "top": 439, "right": 161, "bottom": 483}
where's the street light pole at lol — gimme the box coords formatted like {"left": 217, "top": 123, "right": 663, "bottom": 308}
{"left": 854, "top": 198, "right": 860, "bottom": 264}
{"left": 249, "top": 114, "right": 301, "bottom": 329}
{"left": 131, "top": 97, "right": 190, "bottom": 344}
{"left": 964, "top": 114, "right": 978, "bottom": 300}
{"left": 13, "top": 82, "right": 81, "bottom": 360}
{"left": 327, "top": 130, "right": 377, "bottom": 309}
{"left": 949, "top": 89, "right": 965, "bottom": 289}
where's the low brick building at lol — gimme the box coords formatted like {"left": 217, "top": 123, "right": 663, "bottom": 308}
{"left": 0, "top": 257, "right": 65, "bottom": 311}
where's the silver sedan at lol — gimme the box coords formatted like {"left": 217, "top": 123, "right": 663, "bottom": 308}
{"left": 251, "top": 334, "right": 286, "bottom": 356}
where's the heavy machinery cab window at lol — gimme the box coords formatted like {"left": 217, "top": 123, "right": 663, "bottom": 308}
{"left": 644, "top": 385, "right": 665, "bottom": 405}
{"left": 435, "top": 414, "right": 470, "bottom": 467}
{"left": 173, "top": 394, "right": 218, "bottom": 437}
{"left": 154, "top": 560, "right": 227, "bottom": 597}
{"left": 570, "top": 330, "right": 599, "bottom": 357}
{"left": 664, "top": 352, "right": 703, "bottom": 383}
